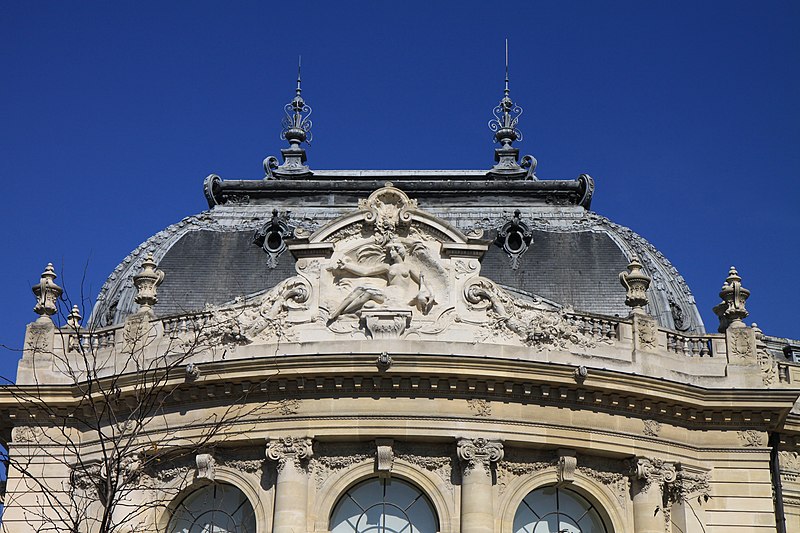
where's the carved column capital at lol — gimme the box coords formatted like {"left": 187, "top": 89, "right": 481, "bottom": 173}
{"left": 629, "top": 457, "right": 677, "bottom": 492}
{"left": 266, "top": 437, "right": 314, "bottom": 472}
{"left": 457, "top": 438, "right": 503, "bottom": 475}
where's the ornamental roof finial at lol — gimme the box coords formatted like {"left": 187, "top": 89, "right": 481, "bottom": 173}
{"left": 713, "top": 266, "right": 750, "bottom": 331}
{"left": 265, "top": 57, "right": 314, "bottom": 179}
{"left": 487, "top": 40, "right": 536, "bottom": 179}
{"left": 32, "top": 263, "right": 63, "bottom": 318}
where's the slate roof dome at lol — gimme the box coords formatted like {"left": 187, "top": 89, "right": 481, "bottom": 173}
{"left": 90, "top": 170, "right": 705, "bottom": 334}
{"left": 90, "top": 75, "right": 703, "bottom": 333}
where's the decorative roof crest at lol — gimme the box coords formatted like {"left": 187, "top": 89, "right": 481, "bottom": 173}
{"left": 265, "top": 57, "right": 314, "bottom": 179}
{"left": 487, "top": 40, "right": 536, "bottom": 179}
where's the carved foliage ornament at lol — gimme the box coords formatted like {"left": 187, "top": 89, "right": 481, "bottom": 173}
{"left": 642, "top": 419, "right": 662, "bottom": 437}
{"left": 738, "top": 430, "right": 765, "bottom": 447}
{"left": 634, "top": 314, "right": 657, "bottom": 350}
{"left": 728, "top": 327, "right": 755, "bottom": 361}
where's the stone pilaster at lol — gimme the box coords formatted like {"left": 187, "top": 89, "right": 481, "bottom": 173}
{"left": 629, "top": 457, "right": 676, "bottom": 533}
{"left": 457, "top": 438, "right": 503, "bottom": 533}
{"left": 266, "top": 437, "right": 314, "bottom": 533}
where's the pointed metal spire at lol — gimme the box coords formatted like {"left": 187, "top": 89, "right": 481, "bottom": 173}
{"left": 488, "top": 39, "right": 535, "bottom": 179}
{"left": 266, "top": 56, "right": 314, "bottom": 178}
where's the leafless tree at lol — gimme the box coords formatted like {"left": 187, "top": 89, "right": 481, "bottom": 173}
{"left": 0, "top": 265, "right": 286, "bottom": 533}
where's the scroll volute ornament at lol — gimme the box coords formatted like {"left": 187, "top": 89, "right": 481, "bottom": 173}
{"left": 133, "top": 254, "right": 164, "bottom": 312}
{"left": 714, "top": 266, "right": 749, "bottom": 331}
{"left": 619, "top": 256, "right": 650, "bottom": 314}
{"left": 457, "top": 438, "right": 504, "bottom": 474}
{"left": 32, "top": 263, "right": 63, "bottom": 318}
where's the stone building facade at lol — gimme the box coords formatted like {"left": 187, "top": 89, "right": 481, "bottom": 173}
{"left": 3, "top": 77, "right": 800, "bottom": 533}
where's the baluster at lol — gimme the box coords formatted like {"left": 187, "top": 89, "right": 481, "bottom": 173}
{"left": 700, "top": 339, "right": 711, "bottom": 356}
{"left": 691, "top": 338, "right": 700, "bottom": 356}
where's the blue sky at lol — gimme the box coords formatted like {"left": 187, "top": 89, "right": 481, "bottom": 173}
{"left": 1, "top": 1, "right": 798, "bottom": 380}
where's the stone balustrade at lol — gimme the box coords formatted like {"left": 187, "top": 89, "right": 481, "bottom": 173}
{"left": 665, "top": 332, "right": 716, "bottom": 357}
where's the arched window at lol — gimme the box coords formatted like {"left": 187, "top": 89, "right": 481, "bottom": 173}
{"left": 169, "top": 482, "right": 256, "bottom": 533}
{"left": 330, "top": 477, "right": 439, "bottom": 533}
{"left": 513, "top": 485, "right": 609, "bottom": 533}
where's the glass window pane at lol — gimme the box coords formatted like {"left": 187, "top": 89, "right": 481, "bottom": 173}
{"left": 513, "top": 486, "right": 609, "bottom": 533}
{"left": 330, "top": 478, "right": 438, "bottom": 533}
{"left": 169, "top": 483, "right": 255, "bottom": 533}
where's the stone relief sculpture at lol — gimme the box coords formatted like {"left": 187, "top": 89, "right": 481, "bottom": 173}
{"left": 192, "top": 276, "right": 311, "bottom": 346}
{"left": 464, "top": 277, "right": 598, "bottom": 350}
{"left": 326, "top": 239, "right": 436, "bottom": 320}
{"left": 172, "top": 184, "right": 610, "bottom": 349}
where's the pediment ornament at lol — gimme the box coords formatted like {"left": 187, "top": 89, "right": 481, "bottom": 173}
{"left": 186, "top": 185, "right": 609, "bottom": 349}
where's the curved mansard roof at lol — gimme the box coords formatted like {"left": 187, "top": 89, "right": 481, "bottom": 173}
{"left": 90, "top": 171, "right": 704, "bottom": 334}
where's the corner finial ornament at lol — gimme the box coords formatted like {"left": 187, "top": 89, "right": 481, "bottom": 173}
{"left": 487, "top": 39, "right": 536, "bottom": 179}
{"left": 32, "top": 263, "right": 63, "bottom": 318}
{"left": 266, "top": 57, "right": 313, "bottom": 179}
{"left": 619, "top": 256, "right": 651, "bottom": 314}
{"left": 66, "top": 305, "right": 83, "bottom": 330}
{"left": 133, "top": 253, "right": 164, "bottom": 313}
{"left": 713, "top": 266, "right": 750, "bottom": 331}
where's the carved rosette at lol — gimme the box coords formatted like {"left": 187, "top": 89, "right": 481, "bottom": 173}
{"left": 266, "top": 437, "right": 314, "bottom": 472}
{"left": 457, "top": 438, "right": 503, "bottom": 476}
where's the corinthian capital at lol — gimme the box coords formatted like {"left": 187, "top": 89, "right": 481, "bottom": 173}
{"left": 266, "top": 437, "right": 314, "bottom": 471}
{"left": 457, "top": 438, "right": 503, "bottom": 475}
